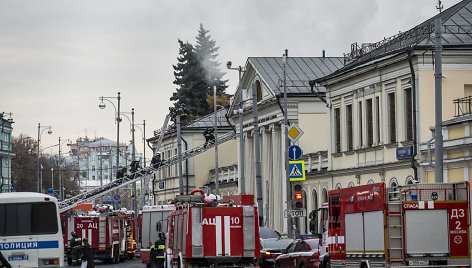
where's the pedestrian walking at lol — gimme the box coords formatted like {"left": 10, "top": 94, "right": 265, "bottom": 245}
{"left": 69, "top": 232, "right": 82, "bottom": 265}
{"left": 81, "top": 238, "right": 95, "bottom": 268}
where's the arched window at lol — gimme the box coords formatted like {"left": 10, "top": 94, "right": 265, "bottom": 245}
{"left": 389, "top": 178, "right": 399, "bottom": 187}
{"left": 405, "top": 176, "right": 416, "bottom": 185}
{"left": 322, "top": 188, "right": 328, "bottom": 204}
{"left": 256, "top": 80, "right": 263, "bottom": 102}
{"left": 367, "top": 180, "right": 374, "bottom": 184}
{"left": 335, "top": 183, "right": 342, "bottom": 189}
{"left": 312, "top": 188, "right": 318, "bottom": 210}
{"left": 348, "top": 182, "right": 355, "bottom": 187}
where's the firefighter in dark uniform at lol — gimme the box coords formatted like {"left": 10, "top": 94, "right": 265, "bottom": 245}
{"left": 151, "top": 153, "right": 162, "bottom": 168}
{"left": 150, "top": 232, "right": 166, "bottom": 268}
{"left": 69, "top": 231, "right": 82, "bottom": 265}
{"left": 203, "top": 128, "right": 215, "bottom": 148}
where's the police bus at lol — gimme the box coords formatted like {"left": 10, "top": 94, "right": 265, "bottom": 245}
{"left": 0, "top": 192, "right": 64, "bottom": 267}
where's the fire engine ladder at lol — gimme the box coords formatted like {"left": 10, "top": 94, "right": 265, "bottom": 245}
{"left": 58, "top": 131, "right": 237, "bottom": 213}
{"left": 386, "top": 186, "right": 404, "bottom": 264}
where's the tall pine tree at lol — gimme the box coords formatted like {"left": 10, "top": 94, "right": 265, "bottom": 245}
{"left": 194, "top": 23, "right": 228, "bottom": 96}
{"left": 171, "top": 39, "right": 209, "bottom": 116}
{"left": 171, "top": 24, "right": 228, "bottom": 117}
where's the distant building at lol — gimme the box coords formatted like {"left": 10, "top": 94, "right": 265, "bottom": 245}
{"left": 69, "top": 137, "right": 141, "bottom": 192}
{"left": 0, "top": 112, "right": 14, "bottom": 193}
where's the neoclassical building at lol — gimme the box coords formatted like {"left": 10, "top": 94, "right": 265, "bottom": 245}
{"left": 314, "top": 0, "right": 472, "bottom": 190}
{"left": 228, "top": 56, "right": 344, "bottom": 233}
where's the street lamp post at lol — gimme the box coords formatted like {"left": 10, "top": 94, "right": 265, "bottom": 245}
{"left": 99, "top": 92, "right": 121, "bottom": 182}
{"left": 37, "top": 123, "right": 52, "bottom": 193}
{"left": 51, "top": 167, "right": 54, "bottom": 194}
{"left": 227, "top": 62, "right": 246, "bottom": 194}
{"left": 58, "top": 137, "right": 70, "bottom": 201}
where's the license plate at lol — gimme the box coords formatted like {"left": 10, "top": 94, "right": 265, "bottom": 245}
{"left": 8, "top": 255, "right": 29, "bottom": 261}
{"left": 409, "top": 260, "right": 428, "bottom": 266}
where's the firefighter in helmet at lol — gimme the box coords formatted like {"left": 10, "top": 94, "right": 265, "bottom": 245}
{"left": 203, "top": 128, "right": 215, "bottom": 148}
{"left": 150, "top": 232, "right": 166, "bottom": 268}
{"left": 69, "top": 231, "right": 82, "bottom": 265}
{"left": 151, "top": 152, "right": 162, "bottom": 169}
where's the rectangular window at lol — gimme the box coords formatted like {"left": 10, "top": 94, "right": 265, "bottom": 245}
{"left": 0, "top": 202, "right": 58, "bottom": 236}
{"left": 358, "top": 101, "right": 363, "bottom": 148}
{"left": 366, "top": 99, "right": 373, "bottom": 146}
{"left": 376, "top": 97, "right": 380, "bottom": 144}
{"left": 405, "top": 88, "right": 413, "bottom": 141}
{"left": 334, "top": 108, "right": 341, "bottom": 153}
{"left": 92, "top": 165, "right": 95, "bottom": 172}
{"left": 388, "top": 92, "right": 397, "bottom": 143}
{"left": 346, "top": 104, "right": 353, "bottom": 151}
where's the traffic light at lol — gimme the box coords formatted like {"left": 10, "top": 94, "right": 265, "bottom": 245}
{"left": 291, "top": 183, "right": 305, "bottom": 210}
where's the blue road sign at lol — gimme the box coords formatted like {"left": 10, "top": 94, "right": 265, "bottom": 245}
{"left": 103, "top": 201, "right": 121, "bottom": 205}
{"left": 289, "top": 160, "right": 306, "bottom": 181}
{"left": 396, "top": 146, "right": 413, "bottom": 160}
{"left": 113, "top": 193, "right": 121, "bottom": 201}
{"left": 288, "top": 145, "right": 303, "bottom": 161}
{"left": 159, "top": 181, "right": 165, "bottom": 190}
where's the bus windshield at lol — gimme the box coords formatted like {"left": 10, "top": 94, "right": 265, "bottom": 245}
{"left": 0, "top": 202, "right": 59, "bottom": 236}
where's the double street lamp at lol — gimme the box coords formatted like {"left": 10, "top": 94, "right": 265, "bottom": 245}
{"left": 37, "top": 123, "right": 52, "bottom": 193}
{"left": 99, "top": 92, "right": 121, "bottom": 180}
{"left": 227, "top": 61, "right": 246, "bottom": 194}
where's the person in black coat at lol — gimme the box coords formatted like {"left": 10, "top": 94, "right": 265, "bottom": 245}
{"left": 81, "top": 238, "right": 95, "bottom": 268}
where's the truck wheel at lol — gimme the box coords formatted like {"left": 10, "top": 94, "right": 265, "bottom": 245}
{"left": 67, "top": 257, "right": 72, "bottom": 266}
{"left": 325, "top": 261, "right": 330, "bottom": 268}
{"left": 128, "top": 253, "right": 134, "bottom": 260}
{"left": 113, "top": 246, "right": 120, "bottom": 264}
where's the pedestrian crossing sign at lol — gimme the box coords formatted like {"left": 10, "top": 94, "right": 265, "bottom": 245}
{"left": 289, "top": 160, "right": 305, "bottom": 181}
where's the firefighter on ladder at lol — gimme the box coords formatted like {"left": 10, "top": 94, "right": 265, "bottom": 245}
{"left": 69, "top": 231, "right": 82, "bottom": 265}
{"left": 150, "top": 232, "right": 166, "bottom": 268}
{"left": 203, "top": 128, "right": 215, "bottom": 148}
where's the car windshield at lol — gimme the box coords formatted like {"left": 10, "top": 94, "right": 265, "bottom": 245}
{"left": 307, "top": 240, "right": 319, "bottom": 250}
{"left": 260, "top": 238, "right": 293, "bottom": 251}
{"left": 259, "top": 227, "right": 281, "bottom": 239}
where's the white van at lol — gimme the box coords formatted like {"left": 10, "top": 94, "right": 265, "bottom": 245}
{"left": 0, "top": 192, "right": 64, "bottom": 267}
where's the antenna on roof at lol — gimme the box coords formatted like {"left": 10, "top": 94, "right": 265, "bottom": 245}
{"left": 436, "top": 0, "right": 443, "bottom": 13}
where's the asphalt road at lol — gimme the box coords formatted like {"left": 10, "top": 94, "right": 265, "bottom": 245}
{"left": 67, "top": 258, "right": 145, "bottom": 267}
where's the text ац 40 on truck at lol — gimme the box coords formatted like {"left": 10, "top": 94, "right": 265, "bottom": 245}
{"left": 309, "top": 182, "right": 470, "bottom": 268}
{"left": 166, "top": 189, "right": 260, "bottom": 268}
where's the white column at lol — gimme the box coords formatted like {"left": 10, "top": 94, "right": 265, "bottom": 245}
{"left": 261, "top": 126, "right": 272, "bottom": 226}
{"left": 271, "top": 123, "right": 284, "bottom": 232}
{"left": 245, "top": 132, "right": 255, "bottom": 195}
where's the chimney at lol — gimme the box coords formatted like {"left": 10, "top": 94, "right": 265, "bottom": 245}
{"left": 322, "top": 50, "right": 326, "bottom": 58}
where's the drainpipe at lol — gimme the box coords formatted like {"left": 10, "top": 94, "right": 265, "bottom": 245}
{"left": 181, "top": 137, "right": 189, "bottom": 194}
{"left": 407, "top": 47, "right": 418, "bottom": 181}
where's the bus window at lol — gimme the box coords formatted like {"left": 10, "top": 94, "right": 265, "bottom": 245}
{"left": 0, "top": 202, "right": 58, "bottom": 236}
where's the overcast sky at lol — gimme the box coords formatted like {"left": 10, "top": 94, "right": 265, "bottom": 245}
{"left": 1, "top": 0, "right": 462, "bottom": 160}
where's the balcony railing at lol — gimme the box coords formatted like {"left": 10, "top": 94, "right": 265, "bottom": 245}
{"left": 454, "top": 96, "right": 472, "bottom": 117}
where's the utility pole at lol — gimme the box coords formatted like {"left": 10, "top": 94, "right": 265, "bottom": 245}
{"left": 253, "top": 82, "right": 263, "bottom": 226}
{"left": 177, "top": 114, "right": 183, "bottom": 195}
{"left": 214, "top": 85, "right": 219, "bottom": 196}
{"left": 58, "top": 137, "right": 62, "bottom": 201}
{"left": 131, "top": 108, "right": 137, "bottom": 215}
{"left": 283, "top": 49, "right": 293, "bottom": 238}
{"left": 434, "top": 1, "right": 444, "bottom": 182}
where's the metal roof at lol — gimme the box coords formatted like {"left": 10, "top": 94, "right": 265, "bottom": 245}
{"left": 248, "top": 57, "right": 345, "bottom": 95}
{"left": 317, "top": 0, "right": 472, "bottom": 82}
{"left": 184, "top": 107, "right": 233, "bottom": 129}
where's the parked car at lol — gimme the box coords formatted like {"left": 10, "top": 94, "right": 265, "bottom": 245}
{"left": 275, "top": 238, "right": 321, "bottom": 268}
{"left": 260, "top": 237, "right": 294, "bottom": 267}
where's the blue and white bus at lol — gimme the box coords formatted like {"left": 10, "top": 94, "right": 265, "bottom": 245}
{"left": 0, "top": 192, "right": 64, "bottom": 267}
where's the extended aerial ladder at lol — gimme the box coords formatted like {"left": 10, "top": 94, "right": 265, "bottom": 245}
{"left": 58, "top": 130, "right": 236, "bottom": 213}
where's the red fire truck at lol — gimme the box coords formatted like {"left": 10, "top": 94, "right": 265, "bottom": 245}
{"left": 167, "top": 190, "right": 260, "bottom": 268}
{"left": 63, "top": 210, "right": 128, "bottom": 264}
{"left": 121, "top": 210, "right": 138, "bottom": 259}
{"left": 309, "top": 182, "right": 470, "bottom": 268}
